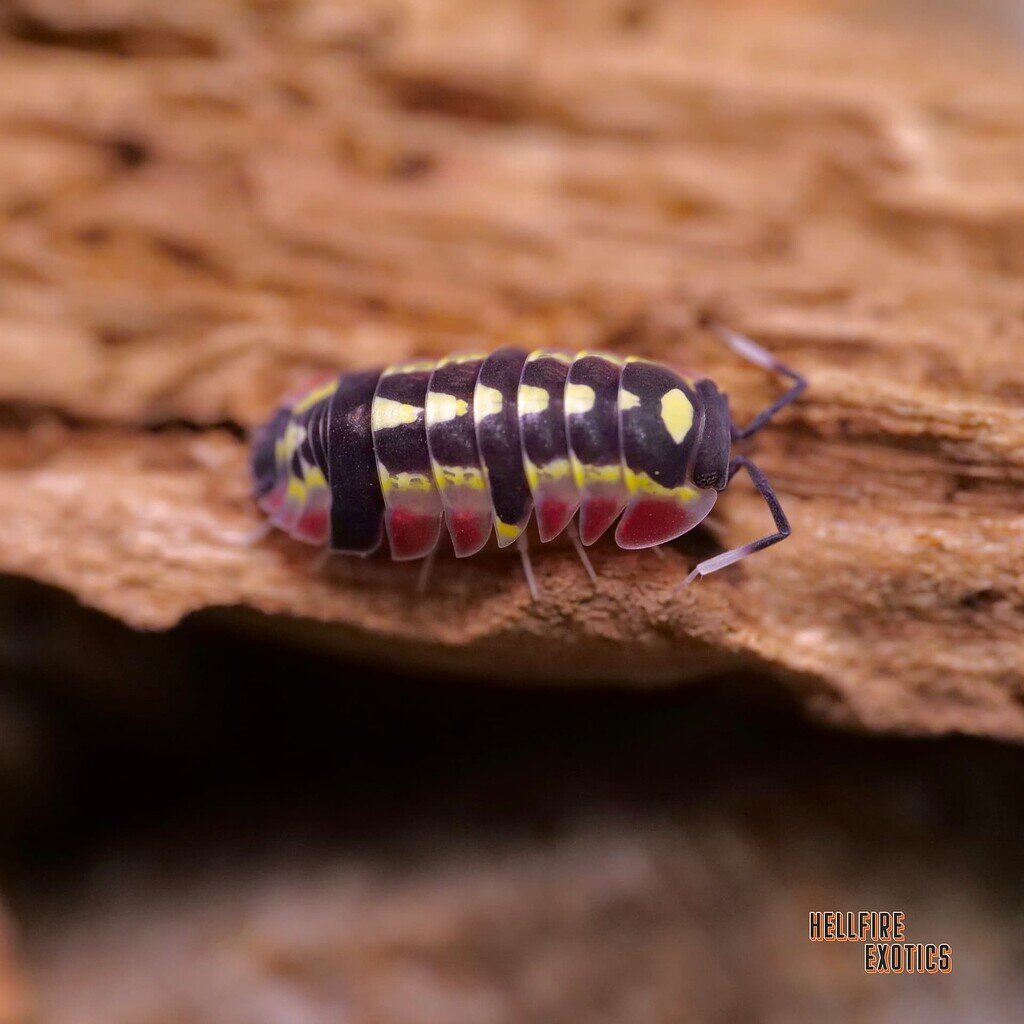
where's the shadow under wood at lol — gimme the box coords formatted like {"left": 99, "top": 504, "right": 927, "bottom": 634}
{"left": 0, "top": 578, "right": 1021, "bottom": 1022}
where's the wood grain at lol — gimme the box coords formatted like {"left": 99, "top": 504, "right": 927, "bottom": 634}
{"left": 1, "top": 0, "right": 1023, "bottom": 737}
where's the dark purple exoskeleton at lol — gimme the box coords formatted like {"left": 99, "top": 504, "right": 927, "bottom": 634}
{"left": 251, "top": 324, "right": 806, "bottom": 596}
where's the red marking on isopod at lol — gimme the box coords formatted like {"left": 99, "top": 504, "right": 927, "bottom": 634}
{"left": 578, "top": 498, "right": 623, "bottom": 546}
{"left": 273, "top": 495, "right": 304, "bottom": 532}
{"left": 537, "top": 499, "right": 571, "bottom": 542}
{"left": 615, "top": 499, "right": 690, "bottom": 549}
{"left": 448, "top": 510, "right": 490, "bottom": 557}
{"left": 294, "top": 506, "right": 329, "bottom": 545}
{"left": 258, "top": 483, "right": 286, "bottom": 516}
{"left": 251, "top": 334, "right": 805, "bottom": 583}
{"left": 387, "top": 508, "right": 442, "bottom": 561}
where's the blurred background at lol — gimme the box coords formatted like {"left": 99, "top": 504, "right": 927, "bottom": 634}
{"left": 1, "top": 1, "right": 1023, "bottom": 1021}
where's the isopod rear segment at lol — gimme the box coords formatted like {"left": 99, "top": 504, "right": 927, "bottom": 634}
{"left": 250, "top": 326, "right": 806, "bottom": 584}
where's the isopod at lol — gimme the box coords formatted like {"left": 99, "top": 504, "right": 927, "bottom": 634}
{"left": 250, "top": 324, "right": 805, "bottom": 594}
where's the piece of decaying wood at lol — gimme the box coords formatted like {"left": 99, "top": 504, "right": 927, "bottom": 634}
{"left": 0, "top": 0, "right": 1023, "bottom": 738}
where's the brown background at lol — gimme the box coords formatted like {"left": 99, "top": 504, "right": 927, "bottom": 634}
{"left": 0, "top": 0, "right": 1023, "bottom": 1020}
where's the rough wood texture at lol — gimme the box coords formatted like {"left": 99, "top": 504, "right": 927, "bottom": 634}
{"left": 1, "top": 0, "right": 1023, "bottom": 737}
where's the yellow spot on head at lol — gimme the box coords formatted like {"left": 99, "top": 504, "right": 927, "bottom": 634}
{"left": 518, "top": 384, "right": 550, "bottom": 417}
{"left": 660, "top": 388, "right": 694, "bottom": 445}
{"left": 565, "top": 383, "right": 596, "bottom": 416}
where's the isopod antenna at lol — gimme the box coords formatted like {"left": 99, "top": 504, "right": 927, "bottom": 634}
{"left": 682, "top": 456, "right": 791, "bottom": 585}
{"left": 706, "top": 321, "right": 807, "bottom": 440}
{"left": 680, "top": 321, "right": 805, "bottom": 584}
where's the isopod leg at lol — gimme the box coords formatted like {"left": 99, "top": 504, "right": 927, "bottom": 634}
{"left": 567, "top": 520, "right": 597, "bottom": 583}
{"left": 681, "top": 456, "right": 790, "bottom": 585}
{"left": 416, "top": 542, "right": 438, "bottom": 596}
{"left": 517, "top": 535, "right": 539, "bottom": 602}
{"left": 704, "top": 321, "right": 806, "bottom": 440}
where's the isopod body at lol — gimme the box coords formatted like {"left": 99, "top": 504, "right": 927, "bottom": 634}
{"left": 251, "top": 328, "right": 805, "bottom": 584}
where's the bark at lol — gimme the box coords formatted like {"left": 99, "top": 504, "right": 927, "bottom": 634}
{"left": 1, "top": 0, "right": 1024, "bottom": 737}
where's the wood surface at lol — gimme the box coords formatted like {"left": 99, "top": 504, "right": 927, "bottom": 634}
{"left": 1, "top": 0, "right": 1023, "bottom": 737}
